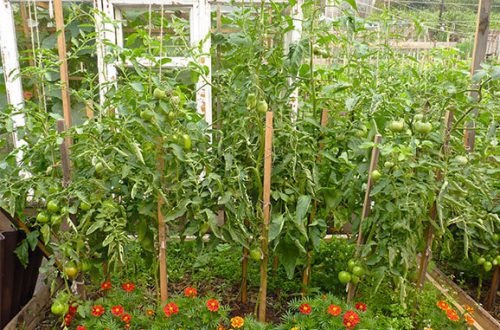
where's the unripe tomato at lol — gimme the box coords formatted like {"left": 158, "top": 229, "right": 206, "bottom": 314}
{"left": 246, "top": 93, "right": 257, "bottom": 108}
{"left": 384, "top": 161, "right": 395, "bottom": 169}
{"left": 47, "top": 200, "right": 59, "bottom": 213}
{"left": 95, "top": 162, "right": 104, "bottom": 174}
{"left": 352, "top": 266, "right": 364, "bottom": 276}
{"left": 484, "top": 261, "right": 493, "bottom": 272}
{"left": 51, "top": 301, "right": 67, "bottom": 315}
{"left": 414, "top": 114, "right": 424, "bottom": 121}
{"left": 183, "top": 134, "right": 192, "bottom": 151}
{"left": 80, "top": 201, "right": 91, "bottom": 211}
{"left": 338, "top": 271, "right": 352, "bottom": 284}
{"left": 256, "top": 100, "right": 268, "bottom": 113}
{"left": 64, "top": 263, "right": 79, "bottom": 279}
{"left": 351, "top": 275, "right": 360, "bottom": 284}
{"left": 37, "top": 212, "right": 49, "bottom": 223}
{"left": 371, "top": 170, "right": 382, "bottom": 182}
{"left": 494, "top": 234, "right": 500, "bottom": 243}
{"left": 50, "top": 215, "right": 62, "bottom": 226}
{"left": 355, "top": 125, "right": 367, "bottom": 138}
{"left": 415, "top": 121, "right": 432, "bottom": 134}
{"left": 153, "top": 88, "right": 166, "bottom": 100}
{"left": 388, "top": 120, "right": 405, "bottom": 132}
{"left": 477, "top": 257, "right": 486, "bottom": 265}
{"left": 454, "top": 156, "right": 468, "bottom": 165}
{"left": 347, "top": 259, "right": 356, "bottom": 271}
{"left": 249, "top": 248, "right": 262, "bottom": 262}
{"left": 140, "top": 110, "right": 154, "bottom": 121}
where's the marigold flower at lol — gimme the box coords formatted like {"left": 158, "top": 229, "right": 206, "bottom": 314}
{"left": 231, "top": 316, "right": 245, "bottom": 328}
{"left": 111, "top": 305, "right": 124, "bottom": 316}
{"left": 76, "top": 326, "right": 87, "bottom": 330}
{"left": 206, "top": 299, "right": 220, "bottom": 312}
{"left": 328, "top": 304, "right": 342, "bottom": 316}
{"left": 64, "top": 313, "right": 72, "bottom": 326}
{"left": 465, "top": 313, "right": 475, "bottom": 325}
{"left": 436, "top": 300, "right": 449, "bottom": 311}
{"left": 298, "top": 303, "right": 312, "bottom": 315}
{"left": 121, "top": 282, "right": 135, "bottom": 292}
{"left": 217, "top": 326, "right": 226, "bottom": 330}
{"left": 163, "top": 302, "right": 179, "bottom": 317}
{"left": 91, "top": 305, "right": 105, "bottom": 317}
{"left": 291, "top": 327, "right": 300, "bottom": 330}
{"left": 124, "top": 324, "right": 130, "bottom": 329}
{"left": 343, "top": 310, "right": 360, "bottom": 329}
{"left": 464, "top": 304, "right": 474, "bottom": 314}
{"left": 355, "top": 302, "right": 367, "bottom": 312}
{"left": 146, "top": 309, "right": 155, "bottom": 316}
{"left": 184, "top": 286, "right": 198, "bottom": 298}
{"left": 446, "top": 309, "right": 460, "bottom": 322}
{"left": 121, "top": 313, "right": 132, "bottom": 323}
{"left": 101, "top": 281, "right": 112, "bottom": 290}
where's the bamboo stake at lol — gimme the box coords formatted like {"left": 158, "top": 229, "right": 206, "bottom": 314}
{"left": 301, "top": 109, "right": 329, "bottom": 294}
{"left": 347, "top": 133, "right": 382, "bottom": 303}
{"left": 258, "top": 111, "right": 273, "bottom": 322}
{"left": 416, "top": 111, "right": 454, "bottom": 292}
{"left": 53, "top": 0, "right": 72, "bottom": 132}
{"left": 156, "top": 139, "right": 168, "bottom": 303}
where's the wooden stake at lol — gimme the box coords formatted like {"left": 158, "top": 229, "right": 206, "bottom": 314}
{"left": 156, "top": 139, "right": 168, "bottom": 303}
{"left": 56, "top": 120, "right": 71, "bottom": 188}
{"left": 416, "top": 111, "right": 454, "bottom": 292}
{"left": 348, "top": 133, "right": 382, "bottom": 303}
{"left": 464, "top": 0, "right": 492, "bottom": 152}
{"left": 241, "top": 246, "right": 249, "bottom": 304}
{"left": 485, "top": 266, "right": 499, "bottom": 310}
{"left": 258, "top": 111, "right": 273, "bottom": 322}
{"left": 53, "top": 0, "right": 72, "bottom": 132}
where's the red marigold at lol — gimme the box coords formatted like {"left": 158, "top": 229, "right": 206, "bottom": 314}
{"left": 91, "top": 305, "right": 105, "bottom": 317}
{"left": 355, "top": 302, "right": 367, "bottom": 312}
{"left": 343, "top": 310, "right": 360, "bottom": 329}
{"left": 101, "top": 281, "right": 112, "bottom": 290}
{"left": 446, "top": 309, "right": 460, "bottom": 322}
{"left": 121, "top": 282, "right": 135, "bottom": 292}
{"left": 206, "top": 299, "right": 220, "bottom": 312}
{"left": 436, "top": 300, "right": 449, "bottom": 311}
{"left": 163, "top": 302, "right": 179, "bottom": 317}
{"left": 121, "top": 313, "right": 132, "bottom": 323}
{"left": 465, "top": 313, "right": 474, "bottom": 325}
{"left": 64, "top": 313, "right": 72, "bottom": 326}
{"left": 184, "top": 286, "right": 198, "bottom": 298}
{"left": 76, "top": 326, "right": 86, "bottom": 330}
{"left": 298, "top": 303, "right": 312, "bottom": 315}
{"left": 328, "top": 304, "right": 342, "bottom": 316}
{"left": 111, "top": 305, "right": 124, "bottom": 316}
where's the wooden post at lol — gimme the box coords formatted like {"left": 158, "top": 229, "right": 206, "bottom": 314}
{"left": 347, "top": 133, "right": 382, "bottom": 303}
{"left": 53, "top": 0, "right": 72, "bottom": 131}
{"left": 156, "top": 139, "right": 168, "bottom": 303}
{"left": 258, "top": 111, "right": 273, "bottom": 322}
{"left": 485, "top": 266, "right": 499, "bottom": 310}
{"left": 301, "top": 109, "right": 329, "bottom": 294}
{"left": 56, "top": 120, "right": 71, "bottom": 188}
{"left": 241, "top": 245, "right": 249, "bottom": 304}
{"left": 416, "top": 111, "right": 454, "bottom": 292}
{"left": 464, "top": 0, "right": 492, "bottom": 152}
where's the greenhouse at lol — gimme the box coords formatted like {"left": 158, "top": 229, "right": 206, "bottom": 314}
{"left": 0, "top": 0, "right": 498, "bottom": 329}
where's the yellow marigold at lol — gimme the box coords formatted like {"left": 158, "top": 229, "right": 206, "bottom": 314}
{"left": 291, "top": 327, "right": 300, "bottom": 330}
{"left": 230, "top": 316, "right": 244, "bottom": 328}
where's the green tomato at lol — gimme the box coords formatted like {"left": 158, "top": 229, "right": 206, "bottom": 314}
{"left": 64, "top": 263, "right": 79, "bottom": 279}
{"left": 50, "top": 215, "right": 62, "bottom": 226}
{"left": 493, "top": 259, "right": 499, "bottom": 266}
{"left": 371, "top": 170, "right": 382, "bottom": 182}
{"left": 153, "top": 88, "right": 166, "bottom": 100}
{"left": 388, "top": 120, "right": 404, "bottom": 132}
{"left": 415, "top": 121, "right": 432, "bottom": 134}
{"left": 256, "top": 100, "right": 268, "bottom": 113}
{"left": 37, "top": 212, "right": 49, "bottom": 223}
{"left": 384, "top": 161, "right": 395, "bottom": 169}
{"left": 477, "top": 257, "right": 486, "bottom": 265}
{"left": 140, "top": 110, "right": 154, "bottom": 121}
{"left": 494, "top": 234, "right": 500, "bottom": 243}
{"left": 246, "top": 93, "right": 257, "bottom": 108}
{"left": 249, "top": 248, "right": 262, "bottom": 262}
{"left": 347, "top": 259, "right": 356, "bottom": 271}
{"left": 351, "top": 274, "right": 360, "bottom": 284}
{"left": 47, "top": 200, "right": 59, "bottom": 213}
{"left": 95, "top": 162, "right": 104, "bottom": 174}
{"left": 352, "top": 266, "right": 364, "bottom": 277}
{"left": 414, "top": 114, "right": 424, "bottom": 121}
{"left": 183, "top": 134, "right": 192, "bottom": 151}
{"left": 454, "top": 156, "right": 468, "bottom": 165}
{"left": 80, "top": 201, "right": 91, "bottom": 211}
{"left": 338, "top": 271, "right": 352, "bottom": 284}
{"left": 51, "top": 301, "right": 67, "bottom": 316}
{"left": 495, "top": 255, "right": 500, "bottom": 265}
{"left": 484, "top": 261, "right": 493, "bottom": 272}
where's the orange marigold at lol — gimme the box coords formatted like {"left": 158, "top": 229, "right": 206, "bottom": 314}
{"left": 465, "top": 313, "right": 475, "bottom": 325}
{"left": 327, "top": 304, "right": 342, "bottom": 316}
{"left": 230, "top": 316, "right": 245, "bottom": 328}
{"left": 446, "top": 309, "right": 460, "bottom": 322}
{"left": 436, "top": 300, "right": 449, "bottom": 311}
{"left": 206, "top": 299, "right": 220, "bottom": 312}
